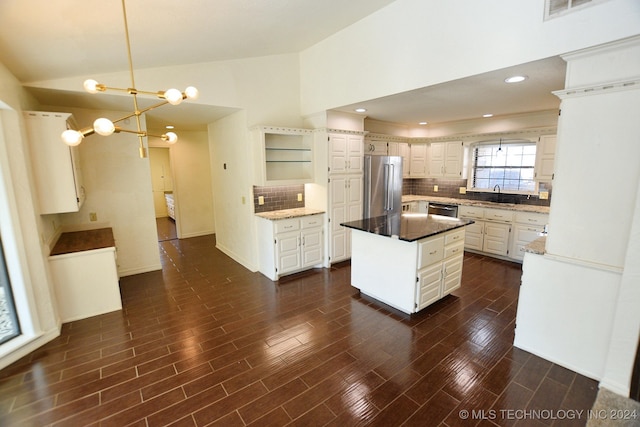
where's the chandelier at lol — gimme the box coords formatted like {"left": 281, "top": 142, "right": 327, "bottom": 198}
{"left": 60, "top": 0, "right": 199, "bottom": 158}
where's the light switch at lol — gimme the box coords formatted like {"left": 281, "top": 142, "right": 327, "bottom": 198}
{"left": 89, "top": 212, "right": 97, "bottom": 221}
{"left": 258, "top": 196, "right": 265, "bottom": 205}
{"left": 459, "top": 187, "right": 467, "bottom": 194}
{"left": 433, "top": 185, "right": 438, "bottom": 192}
{"left": 297, "top": 193, "right": 303, "bottom": 202}
{"left": 539, "top": 191, "right": 549, "bottom": 200}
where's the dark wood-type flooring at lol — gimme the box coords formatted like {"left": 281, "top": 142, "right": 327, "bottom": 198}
{"left": 0, "top": 232, "right": 598, "bottom": 426}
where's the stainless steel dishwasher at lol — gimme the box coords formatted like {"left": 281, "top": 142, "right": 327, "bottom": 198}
{"left": 427, "top": 202, "right": 458, "bottom": 217}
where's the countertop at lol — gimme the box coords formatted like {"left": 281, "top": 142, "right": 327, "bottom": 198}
{"left": 524, "top": 236, "right": 546, "bottom": 255}
{"left": 255, "top": 207, "right": 325, "bottom": 220}
{"left": 341, "top": 213, "right": 474, "bottom": 242}
{"left": 50, "top": 228, "right": 115, "bottom": 256}
{"left": 402, "top": 195, "right": 550, "bottom": 214}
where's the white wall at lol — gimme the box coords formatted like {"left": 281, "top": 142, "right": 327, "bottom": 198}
{"left": 299, "top": 0, "right": 640, "bottom": 115}
{"left": 52, "top": 107, "right": 161, "bottom": 277}
{"left": 165, "top": 130, "right": 216, "bottom": 238}
{"left": 0, "top": 63, "right": 61, "bottom": 369}
{"left": 515, "top": 37, "right": 640, "bottom": 395}
{"left": 209, "top": 111, "right": 258, "bottom": 271}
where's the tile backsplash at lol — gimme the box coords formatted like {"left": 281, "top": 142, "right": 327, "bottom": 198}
{"left": 404, "top": 178, "right": 552, "bottom": 207}
{"left": 253, "top": 185, "right": 305, "bottom": 213}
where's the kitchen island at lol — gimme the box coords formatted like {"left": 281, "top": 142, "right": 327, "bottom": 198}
{"left": 341, "top": 213, "right": 473, "bottom": 314}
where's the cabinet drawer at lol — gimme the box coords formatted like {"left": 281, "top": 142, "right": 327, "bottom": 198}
{"left": 417, "top": 236, "right": 444, "bottom": 269}
{"left": 484, "top": 208, "right": 513, "bottom": 223}
{"left": 444, "top": 229, "right": 465, "bottom": 246}
{"left": 275, "top": 218, "right": 300, "bottom": 233}
{"left": 458, "top": 205, "right": 484, "bottom": 219}
{"left": 301, "top": 215, "right": 323, "bottom": 229}
{"left": 444, "top": 241, "right": 464, "bottom": 259}
{"left": 514, "top": 211, "right": 548, "bottom": 226}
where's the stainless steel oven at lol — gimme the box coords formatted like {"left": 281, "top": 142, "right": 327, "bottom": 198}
{"left": 427, "top": 202, "right": 458, "bottom": 217}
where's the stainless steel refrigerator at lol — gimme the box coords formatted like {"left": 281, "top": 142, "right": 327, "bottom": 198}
{"left": 363, "top": 155, "right": 403, "bottom": 218}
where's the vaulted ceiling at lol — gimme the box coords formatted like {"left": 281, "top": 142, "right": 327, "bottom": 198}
{"left": 0, "top": 0, "right": 565, "bottom": 130}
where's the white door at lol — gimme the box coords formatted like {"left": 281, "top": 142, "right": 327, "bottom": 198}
{"left": 301, "top": 228, "right": 323, "bottom": 267}
{"left": 277, "top": 231, "right": 301, "bottom": 274}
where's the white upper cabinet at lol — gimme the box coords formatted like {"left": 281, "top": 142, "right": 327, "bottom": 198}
{"left": 535, "top": 135, "right": 556, "bottom": 181}
{"left": 409, "top": 144, "right": 428, "bottom": 178}
{"left": 429, "top": 141, "right": 465, "bottom": 178}
{"left": 253, "top": 126, "right": 314, "bottom": 185}
{"left": 364, "top": 138, "right": 388, "bottom": 156}
{"left": 24, "top": 111, "right": 85, "bottom": 214}
{"left": 329, "top": 133, "right": 363, "bottom": 174}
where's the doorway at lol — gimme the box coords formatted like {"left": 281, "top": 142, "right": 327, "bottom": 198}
{"left": 149, "top": 147, "right": 177, "bottom": 242}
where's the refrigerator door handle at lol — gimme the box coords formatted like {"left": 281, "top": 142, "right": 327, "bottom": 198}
{"left": 384, "top": 163, "right": 394, "bottom": 211}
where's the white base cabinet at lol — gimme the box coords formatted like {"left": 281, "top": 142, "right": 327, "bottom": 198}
{"left": 49, "top": 247, "right": 121, "bottom": 322}
{"left": 459, "top": 206, "right": 513, "bottom": 257}
{"left": 459, "top": 205, "right": 548, "bottom": 261}
{"left": 351, "top": 227, "right": 465, "bottom": 314}
{"left": 257, "top": 215, "right": 324, "bottom": 280}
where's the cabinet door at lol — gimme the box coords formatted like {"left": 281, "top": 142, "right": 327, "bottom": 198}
{"left": 301, "top": 228, "right": 323, "bottom": 267}
{"left": 277, "top": 231, "right": 301, "bottom": 274}
{"left": 398, "top": 143, "right": 411, "bottom": 177}
{"left": 443, "top": 255, "right": 463, "bottom": 294}
{"left": 409, "top": 144, "right": 427, "bottom": 178}
{"left": 329, "top": 176, "right": 350, "bottom": 263}
{"left": 329, "top": 134, "right": 348, "bottom": 173}
{"left": 366, "top": 140, "right": 388, "bottom": 155}
{"left": 429, "top": 142, "right": 445, "bottom": 177}
{"left": 347, "top": 135, "right": 364, "bottom": 172}
{"left": 25, "top": 112, "right": 85, "bottom": 214}
{"left": 330, "top": 134, "right": 363, "bottom": 173}
{"left": 483, "top": 222, "right": 511, "bottom": 256}
{"left": 416, "top": 263, "right": 443, "bottom": 310}
{"left": 535, "top": 135, "right": 556, "bottom": 181}
{"left": 347, "top": 175, "right": 363, "bottom": 221}
{"left": 510, "top": 224, "right": 545, "bottom": 261}
{"left": 444, "top": 141, "right": 464, "bottom": 178}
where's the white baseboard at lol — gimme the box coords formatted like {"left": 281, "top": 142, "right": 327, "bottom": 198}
{"left": 118, "top": 263, "right": 162, "bottom": 277}
{"left": 215, "top": 243, "right": 258, "bottom": 273}
{"left": 0, "top": 327, "right": 61, "bottom": 371}
{"left": 179, "top": 230, "right": 215, "bottom": 239}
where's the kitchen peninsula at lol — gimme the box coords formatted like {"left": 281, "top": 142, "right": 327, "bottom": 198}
{"left": 341, "top": 213, "right": 473, "bottom": 314}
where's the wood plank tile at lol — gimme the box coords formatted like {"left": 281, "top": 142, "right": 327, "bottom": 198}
{"left": 0, "top": 238, "right": 599, "bottom": 427}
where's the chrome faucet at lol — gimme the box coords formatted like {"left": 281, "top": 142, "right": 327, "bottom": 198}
{"left": 493, "top": 184, "right": 501, "bottom": 193}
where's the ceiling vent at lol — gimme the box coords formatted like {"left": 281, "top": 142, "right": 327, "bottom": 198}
{"left": 544, "top": 0, "right": 610, "bottom": 20}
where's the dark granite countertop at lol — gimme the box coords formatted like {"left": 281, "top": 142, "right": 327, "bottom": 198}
{"left": 50, "top": 228, "right": 115, "bottom": 256}
{"left": 341, "top": 213, "right": 474, "bottom": 242}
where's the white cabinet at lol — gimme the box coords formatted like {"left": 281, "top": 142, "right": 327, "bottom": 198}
{"left": 535, "top": 135, "right": 556, "bottom": 181}
{"left": 253, "top": 126, "right": 314, "bottom": 185}
{"left": 329, "top": 175, "right": 363, "bottom": 263}
{"left": 409, "top": 144, "right": 428, "bottom": 178}
{"left": 389, "top": 142, "right": 410, "bottom": 177}
{"left": 415, "top": 228, "right": 465, "bottom": 311}
{"left": 48, "top": 228, "right": 120, "bottom": 322}
{"left": 257, "top": 214, "right": 324, "bottom": 280}
{"left": 24, "top": 111, "right": 85, "bottom": 214}
{"left": 364, "top": 139, "right": 388, "bottom": 155}
{"left": 329, "top": 133, "right": 364, "bottom": 174}
{"left": 327, "top": 132, "right": 364, "bottom": 264}
{"left": 510, "top": 211, "right": 548, "bottom": 261}
{"left": 459, "top": 206, "right": 513, "bottom": 257}
{"left": 429, "top": 141, "right": 465, "bottom": 178}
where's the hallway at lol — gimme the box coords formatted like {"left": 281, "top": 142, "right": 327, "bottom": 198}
{"left": 0, "top": 235, "right": 598, "bottom": 426}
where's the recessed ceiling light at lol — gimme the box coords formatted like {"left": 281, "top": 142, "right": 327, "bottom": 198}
{"left": 504, "top": 75, "right": 528, "bottom": 83}
{"left": 165, "top": 125, "right": 175, "bottom": 129}
{"left": 354, "top": 108, "right": 367, "bottom": 113}
{"left": 418, "top": 121, "right": 428, "bottom": 125}
{"left": 483, "top": 114, "right": 494, "bottom": 118}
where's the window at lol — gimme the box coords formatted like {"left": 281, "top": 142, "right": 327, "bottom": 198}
{"left": 544, "top": 0, "right": 610, "bottom": 20}
{"left": 0, "top": 235, "right": 20, "bottom": 345}
{"left": 470, "top": 141, "right": 536, "bottom": 193}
